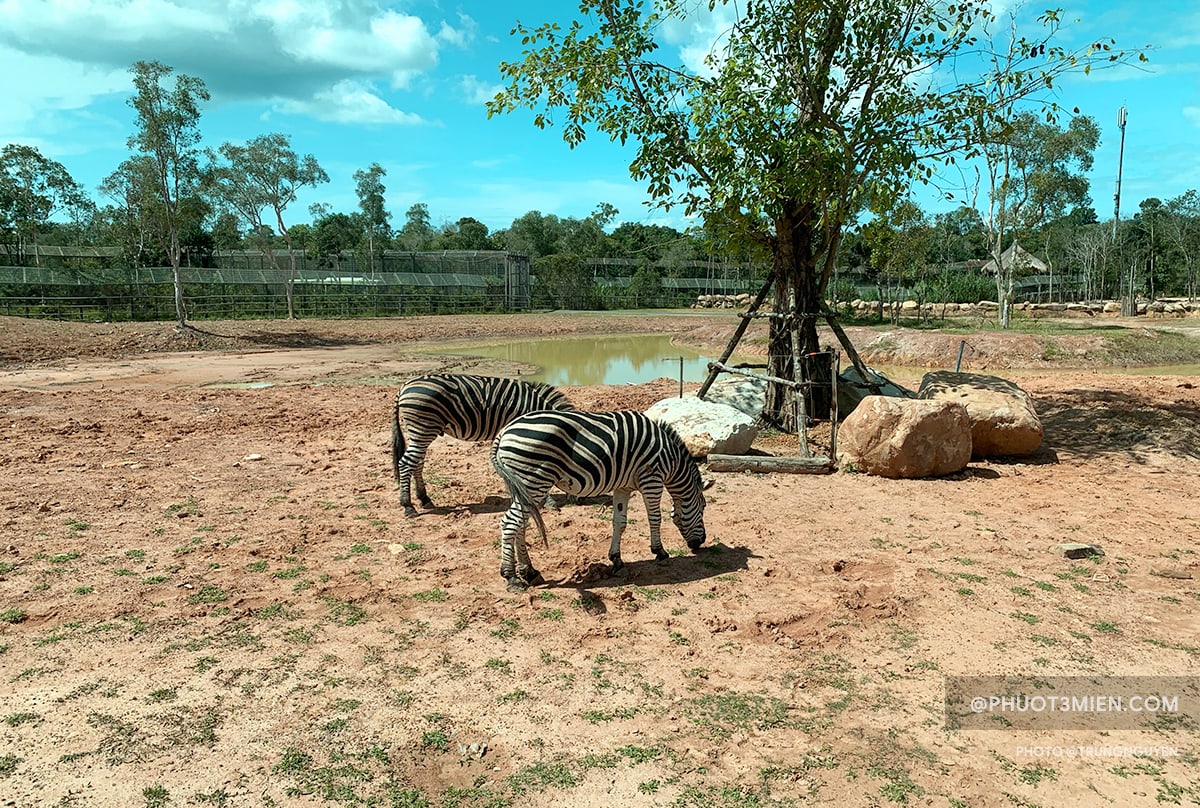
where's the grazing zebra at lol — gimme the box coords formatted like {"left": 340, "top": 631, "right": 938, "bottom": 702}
{"left": 391, "top": 373, "right": 573, "bottom": 517}
{"left": 490, "top": 410, "right": 708, "bottom": 590}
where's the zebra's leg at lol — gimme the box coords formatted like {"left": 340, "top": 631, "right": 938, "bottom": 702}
{"left": 499, "top": 502, "right": 538, "bottom": 591}
{"left": 640, "top": 480, "right": 670, "bottom": 562}
{"left": 397, "top": 451, "right": 419, "bottom": 518}
{"left": 607, "top": 491, "right": 631, "bottom": 575}
{"left": 397, "top": 427, "right": 437, "bottom": 516}
{"left": 512, "top": 522, "right": 543, "bottom": 587}
{"left": 410, "top": 452, "right": 434, "bottom": 510}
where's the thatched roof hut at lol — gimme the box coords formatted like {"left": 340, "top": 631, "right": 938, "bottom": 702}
{"left": 981, "top": 242, "right": 1048, "bottom": 275}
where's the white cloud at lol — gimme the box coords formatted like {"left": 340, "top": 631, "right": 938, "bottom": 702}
{"left": 658, "top": 2, "right": 738, "bottom": 75}
{"left": 1184, "top": 106, "right": 1200, "bottom": 128}
{"left": 277, "top": 79, "right": 430, "bottom": 126}
{"left": 436, "top": 13, "right": 478, "bottom": 48}
{"left": 461, "top": 75, "right": 503, "bottom": 106}
{"left": 0, "top": 0, "right": 457, "bottom": 113}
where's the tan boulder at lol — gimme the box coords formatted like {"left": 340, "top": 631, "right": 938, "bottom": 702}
{"left": 837, "top": 396, "right": 972, "bottom": 478}
{"left": 918, "top": 371, "right": 1043, "bottom": 457}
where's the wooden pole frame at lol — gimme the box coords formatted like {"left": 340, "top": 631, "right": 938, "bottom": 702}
{"left": 696, "top": 276, "right": 774, "bottom": 399}
{"left": 695, "top": 289, "right": 874, "bottom": 474}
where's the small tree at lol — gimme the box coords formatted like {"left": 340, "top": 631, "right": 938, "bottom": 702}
{"left": 354, "top": 163, "right": 391, "bottom": 272}
{"left": 397, "top": 203, "right": 435, "bottom": 251}
{"left": 100, "top": 156, "right": 168, "bottom": 271}
{"left": 204, "top": 133, "right": 328, "bottom": 318}
{"left": 627, "top": 264, "right": 663, "bottom": 307}
{"left": 861, "top": 199, "right": 932, "bottom": 322}
{"left": 126, "top": 60, "right": 209, "bottom": 328}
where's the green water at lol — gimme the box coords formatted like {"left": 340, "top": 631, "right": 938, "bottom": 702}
{"left": 442, "top": 334, "right": 1200, "bottom": 388}
{"left": 446, "top": 335, "right": 725, "bottom": 387}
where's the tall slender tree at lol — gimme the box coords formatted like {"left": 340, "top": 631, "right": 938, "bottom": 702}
{"left": 204, "top": 133, "right": 328, "bottom": 318}
{"left": 354, "top": 163, "right": 390, "bottom": 272}
{"left": 126, "top": 61, "right": 209, "bottom": 328}
{"left": 489, "top": 0, "right": 1143, "bottom": 428}
{"left": 974, "top": 39, "right": 1101, "bottom": 329}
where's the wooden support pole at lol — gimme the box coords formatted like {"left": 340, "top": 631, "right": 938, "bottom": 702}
{"left": 830, "top": 351, "right": 840, "bottom": 459}
{"left": 706, "top": 361, "right": 804, "bottom": 389}
{"left": 708, "top": 454, "right": 835, "bottom": 474}
{"left": 789, "top": 294, "right": 811, "bottom": 458}
{"left": 821, "top": 307, "right": 880, "bottom": 395}
{"left": 697, "top": 276, "right": 774, "bottom": 399}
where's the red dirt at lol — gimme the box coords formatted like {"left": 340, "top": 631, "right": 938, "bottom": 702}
{"left": 0, "top": 312, "right": 1198, "bottom": 807}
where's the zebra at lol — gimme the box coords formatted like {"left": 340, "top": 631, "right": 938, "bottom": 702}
{"left": 490, "top": 409, "right": 708, "bottom": 591}
{"left": 391, "top": 373, "right": 574, "bottom": 517}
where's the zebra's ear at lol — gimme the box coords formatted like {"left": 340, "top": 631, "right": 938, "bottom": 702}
{"left": 701, "top": 476, "right": 715, "bottom": 491}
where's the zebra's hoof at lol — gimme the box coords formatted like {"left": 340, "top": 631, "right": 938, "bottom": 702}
{"left": 522, "top": 569, "right": 545, "bottom": 586}
{"left": 653, "top": 548, "right": 670, "bottom": 562}
{"left": 505, "top": 577, "right": 529, "bottom": 592}
{"left": 418, "top": 497, "right": 434, "bottom": 509}
{"left": 609, "top": 561, "right": 627, "bottom": 578}
{"left": 403, "top": 506, "right": 418, "bottom": 518}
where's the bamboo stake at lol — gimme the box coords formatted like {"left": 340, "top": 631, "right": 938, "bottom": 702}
{"left": 821, "top": 307, "right": 880, "bottom": 395}
{"left": 789, "top": 293, "right": 811, "bottom": 458}
{"left": 696, "top": 276, "right": 774, "bottom": 399}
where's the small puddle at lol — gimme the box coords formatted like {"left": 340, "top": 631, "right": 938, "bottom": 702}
{"left": 202, "top": 381, "right": 277, "bottom": 389}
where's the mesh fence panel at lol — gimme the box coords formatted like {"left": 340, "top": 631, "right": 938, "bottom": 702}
{"left": 0, "top": 249, "right": 764, "bottom": 320}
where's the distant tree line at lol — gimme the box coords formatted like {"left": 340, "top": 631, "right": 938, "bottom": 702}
{"left": 4, "top": 56, "right": 1195, "bottom": 327}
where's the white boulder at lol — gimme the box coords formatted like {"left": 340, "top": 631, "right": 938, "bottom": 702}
{"left": 646, "top": 395, "right": 758, "bottom": 457}
{"left": 703, "top": 375, "right": 767, "bottom": 420}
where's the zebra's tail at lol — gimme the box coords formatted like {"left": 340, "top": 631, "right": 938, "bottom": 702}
{"left": 391, "top": 395, "right": 405, "bottom": 484}
{"left": 491, "top": 443, "right": 550, "bottom": 549}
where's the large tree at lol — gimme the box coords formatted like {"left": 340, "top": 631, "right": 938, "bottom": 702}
{"left": 0, "top": 144, "right": 92, "bottom": 266}
{"left": 126, "top": 60, "right": 209, "bottom": 328}
{"left": 489, "top": 0, "right": 1142, "bottom": 428}
{"left": 204, "top": 133, "right": 328, "bottom": 318}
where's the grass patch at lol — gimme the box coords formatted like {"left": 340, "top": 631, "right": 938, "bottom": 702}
{"left": 507, "top": 760, "right": 579, "bottom": 795}
{"left": 682, "top": 692, "right": 791, "bottom": 740}
{"left": 186, "top": 585, "right": 228, "bottom": 605}
{"left": 322, "top": 597, "right": 367, "bottom": 626}
{"left": 412, "top": 588, "right": 448, "bottom": 603}
{"left": 0, "top": 608, "right": 27, "bottom": 624}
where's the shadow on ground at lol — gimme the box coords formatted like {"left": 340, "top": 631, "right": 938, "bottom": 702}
{"left": 1039, "top": 385, "right": 1200, "bottom": 461}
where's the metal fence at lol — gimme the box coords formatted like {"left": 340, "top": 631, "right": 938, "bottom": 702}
{"left": 0, "top": 250, "right": 530, "bottom": 321}
{"left": 0, "top": 249, "right": 760, "bottom": 321}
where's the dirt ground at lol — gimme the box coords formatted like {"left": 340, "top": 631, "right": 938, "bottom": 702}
{"left": 1, "top": 312, "right": 1198, "bottom": 808}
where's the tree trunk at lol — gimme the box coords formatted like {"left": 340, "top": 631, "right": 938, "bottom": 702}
{"left": 763, "top": 213, "right": 826, "bottom": 432}
{"left": 286, "top": 246, "right": 297, "bottom": 320}
{"left": 170, "top": 234, "right": 186, "bottom": 329}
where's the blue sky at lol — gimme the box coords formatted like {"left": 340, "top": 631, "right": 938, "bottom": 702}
{"left": 1, "top": 1, "right": 1195, "bottom": 236}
